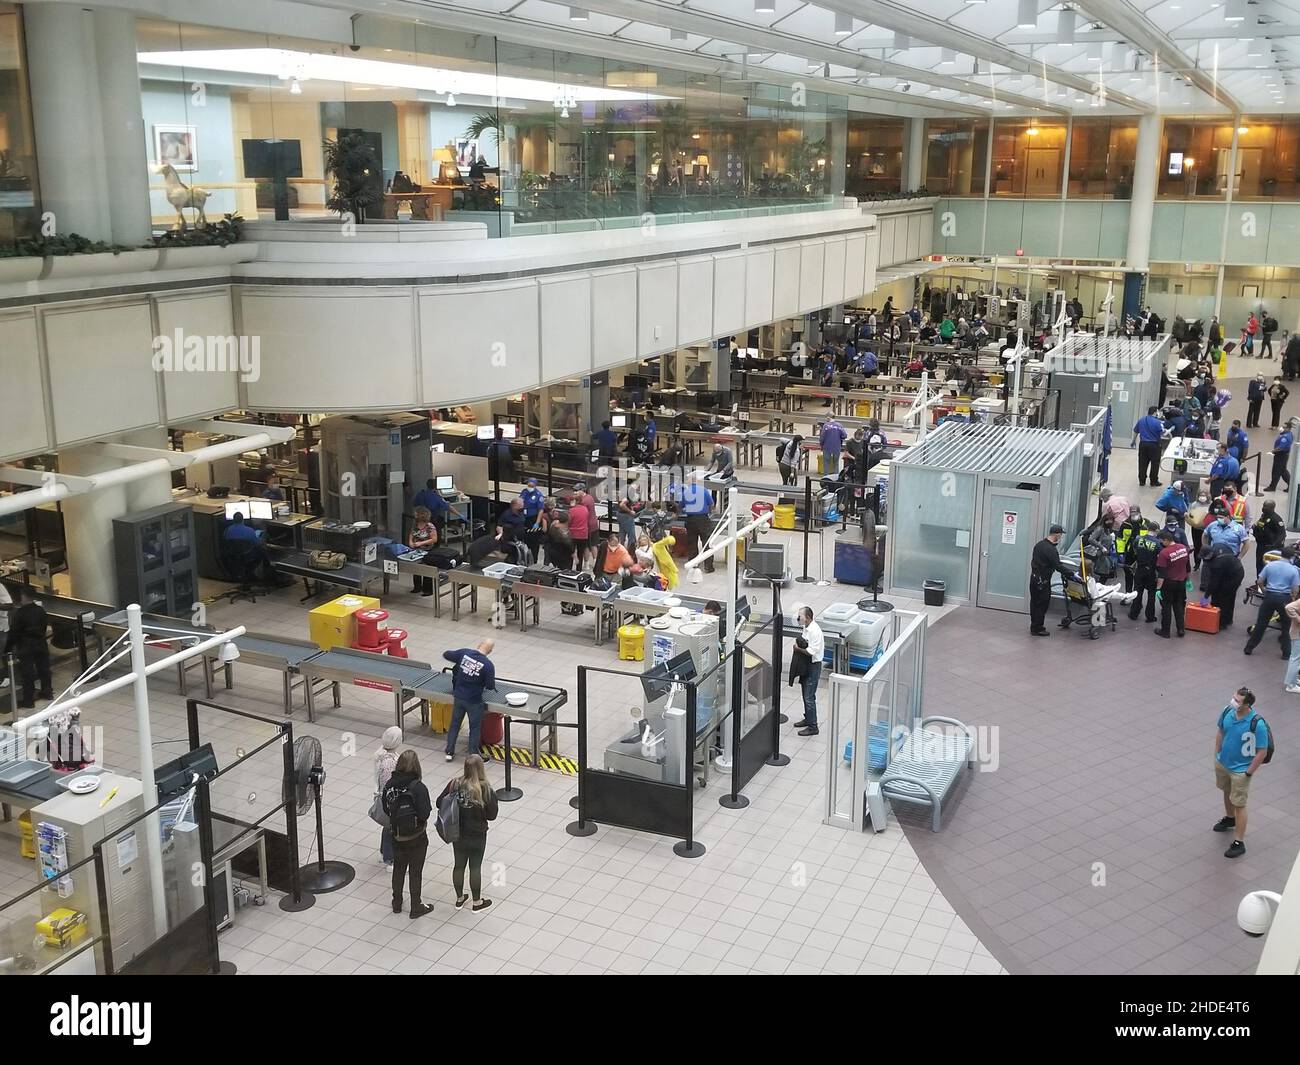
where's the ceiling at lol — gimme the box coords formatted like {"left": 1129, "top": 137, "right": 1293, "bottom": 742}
{"left": 329, "top": 0, "right": 1300, "bottom": 115}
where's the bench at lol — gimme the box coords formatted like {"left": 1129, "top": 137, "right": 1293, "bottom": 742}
{"left": 878, "top": 715, "right": 975, "bottom": 832}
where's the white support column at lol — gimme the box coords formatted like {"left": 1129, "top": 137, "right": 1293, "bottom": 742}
{"left": 24, "top": 3, "right": 111, "bottom": 240}
{"left": 58, "top": 446, "right": 131, "bottom": 604}
{"left": 93, "top": 7, "right": 153, "bottom": 245}
{"left": 905, "top": 118, "right": 925, "bottom": 193}
{"left": 1125, "top": 113, "right": 1161, "bottom": 273}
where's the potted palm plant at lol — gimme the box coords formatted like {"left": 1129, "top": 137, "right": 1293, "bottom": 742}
{"left": 323, "top": 132, "right": 381, "bottom": 224}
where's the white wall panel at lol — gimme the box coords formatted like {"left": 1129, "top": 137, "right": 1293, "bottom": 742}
{"left": 44, "top": 301, "right": 159, "bottom": 445}
{"left": 242, "top": 290, "right": 418, "bottom": 410}
{"left": 591, "top": 267, "right": 637, "bottom": 371}
{"left": 712, "top": 251, "right": 746, "bottom": 337}
{"left": 0, "top": 312, "right": 50, "bottom": 460}
{"left": 676, "top": 256, "right": 714, "bottom": 345}
{"left": 155, "top": 290, "right": 240, "bottom": 421}
{"left": 844, "top": 232, "right": 867, "bottom": 301}
{"left": 419, "top": 281, "right": 539, "bottom": 402}
{"left": 772, "top": 245, "right": 800, "bottom": 320}
{"left": 878, "top": 216, "right": 898, "bottom": 267}
{"left": 822, "top": 237, "right": 846, "bottom": 307}
{"left": 539, "top": 274, "right": 591, "bottom": 383}
{"left": 637, "top": 262, "right": 677, "bottom": 356}
{"left": 798, "top": 241, "right": 825, "bottom": 313}
{"left": 864, "top": 230, "right": 879, "bottom": 295}
{"left": 744, "top": 248, "right": 775, "bottom": 326}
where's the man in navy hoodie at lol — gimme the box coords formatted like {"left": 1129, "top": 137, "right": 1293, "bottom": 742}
{"left": 444, "top": 638, "right": 497, "bottom": 762}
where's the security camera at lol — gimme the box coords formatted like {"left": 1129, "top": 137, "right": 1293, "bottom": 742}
{"left": 1236, "top": 890, "right": 1281, "bottom": 937}
{"left": 349, "top": 43, "right": 361, "bottom": 52}
{"left": 900, "top": 81, "right": 912, "bottom": 93}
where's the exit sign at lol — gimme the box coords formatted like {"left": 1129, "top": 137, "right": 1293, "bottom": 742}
{"left": 1015, "top": 248, "right": 1024, "bottom": 257}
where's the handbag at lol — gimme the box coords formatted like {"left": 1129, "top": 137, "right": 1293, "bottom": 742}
{"left": 308, "top": 549, "right": 347, "bottom": 571}
{"left": 368, "top": 792, "right": 390, "bottom": 829}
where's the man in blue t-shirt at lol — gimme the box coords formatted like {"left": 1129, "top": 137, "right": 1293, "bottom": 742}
{"left": 443, "top": 638, "right": 497, "bottom": 762}
{"left": 1244, "top": 547, "right": 1300, "bottom": 658}
{"left": 1131, "top": 406, "right": 1166, "bottom": 489}
{"left": 1214, "top": 686, "right": 1271, "bottom": 858}
{"left": 674, "top": 477, "right": 716, "bottom": 575}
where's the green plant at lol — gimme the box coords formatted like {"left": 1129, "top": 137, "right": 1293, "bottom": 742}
{"left": 152, "top": 214, "right": 244, "bottom": 248}
{"left": 463, "top": 110, "right": 501, "bottom": 148}
{"left": 0, "top": 150, "right": 19, "bottom": 178}
{"left": 323, "top": 132, "right": 381, "bottom": 223}
{"left": 0, "top": 232, "right": 130, "bottom": 259}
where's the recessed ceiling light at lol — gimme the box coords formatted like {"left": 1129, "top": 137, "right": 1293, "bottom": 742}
{"left": 940, "top": 48, "right": 956, "bottom": 65}
{"left": 834, "top": 12, "right": 852, "bottom": 34}
{"left": 670, "top": 28, "right": 687, "bottom": 42}
{"left": 755, "top": 0, "right": 775, "bottom": 12}
{"left": 1058, "top": 8, "right": 1076, "bottom": 43}
{"left": 569, "top": 6, "right": 588, "bottom": 21}
{"left": 1017, "top": 0, "right": 1038, "bottom": 29}
{"left": 1225, "top": 0, "right": 1246, "bottom": 21}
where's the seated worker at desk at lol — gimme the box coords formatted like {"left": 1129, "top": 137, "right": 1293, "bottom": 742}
{"left": 703, "top": 443, "right": 735, "bottom": 480}
{"left": 223, "top": 512, "right": 278, "bottom": 583}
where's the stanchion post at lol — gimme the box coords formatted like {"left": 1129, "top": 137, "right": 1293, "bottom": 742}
{"left": 566, "top": 666, "right": 596, "bottom": 837}
{"left": 6, "top": 653, "right": 16, "bottom": 716}
{"left": 498, "top": 715, "right": 522, "bottom": 801}
{"left": 673, "top": 683, "right": 705, "bottom": 857}
{"left": 720, "top": 648, "right": 748, "bottom": 810}
{"left": 795, "top": 476, "right": 815, "bottom": 583}
{"left": 768, "top": 582, "right": 790, "bottom": 767}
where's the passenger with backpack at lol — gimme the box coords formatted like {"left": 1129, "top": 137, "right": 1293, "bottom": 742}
{"left": 1213, "top": 687, "right": 1274, "bottom": 859}
{"left": 381, "top": 750, "right": 434, "bottom": 918}
{"left": 1261, "top": 312, "right": 1279, "bottom": 359}
{"left": 436, "top": 753, "right": 499, "bottom": 913}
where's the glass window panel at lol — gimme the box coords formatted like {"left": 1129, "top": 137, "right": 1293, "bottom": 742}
{"left": 0, "top": 3, "right": 39, "bottom": 242}
{"left": 990, "top": 118, "right": 1067, "bottom": 197}
{"left": 921, "top": 118, "right": 987, "bottom": 196}
{"left": 845, "top": 114, "right": 903, "bottom": 199}
{"left": 1157, "top": 118, "right": 1233, "bottom": 199}
{"left": 1067, "top": 117, "right": 1137, "bottom": 198}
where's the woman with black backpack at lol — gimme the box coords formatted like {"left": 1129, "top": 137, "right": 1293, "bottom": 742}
{"left": 437, "top": 754, "right": 498, "bottom": 913}
{"left": 382, "top": 750, "right": 434, "bottom": 919}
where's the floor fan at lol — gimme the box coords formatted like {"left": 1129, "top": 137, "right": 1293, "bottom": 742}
{"left": 287, "top": 735, "right": 355, "bottom": 894}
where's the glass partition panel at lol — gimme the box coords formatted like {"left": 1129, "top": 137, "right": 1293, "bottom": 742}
{"left": 1068, "top": 117, "right": 1138, "bottom": 199}
{"left": 845, "top": 113, "right": 903, "bottom": 200}
{"left": 989, "top": 118, "right": 1067, "bottom": 197}
{"left": 890, "top": 466, "right": 975, "bottom": 597}
{"left": 922, "top": 118, "right": 988, "bottom": 196}
{"left": 1157, "top": 118, "right": 1233, "bottom": 199}
{"left": 0, "top": 3, "right": 40, "bottom": 243}
{"left": 1235, "top": 118, "right": 1300, "bottom": 200}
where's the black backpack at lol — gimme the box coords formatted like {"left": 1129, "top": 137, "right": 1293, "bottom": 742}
{"left": 384, "top": 781, "right": 424, "bottom": 840}
{"left": 1219, "top": 708, "right": 1275, "bottom": 765}
{"left": 1265, "top": 316, "right": 1279, "bottom": 333}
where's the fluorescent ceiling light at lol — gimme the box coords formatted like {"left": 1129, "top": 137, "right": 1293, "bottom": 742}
{"left": 1225, "top": 0, "right": 1246, "bottom": 21}
{"left": 1058, "top": 8, "right": 1076, "bottom": 43}
{"left": 670, "top": 28, "right": 688, "bottom": 42}
{"left": 138, "top": 48, "right": 676, "bottom": 103}
{"left": 1017, "top": 0, "right": 1038, "bottom": 29}
{"left": 569, "top": 6, "right": 588, "bottom": 21}
{"left": 834, "top": 12, "right": 852, "bottom": 35}
{"left": 940, "top": 48, "right": 956, "bottom": 65}
{"left": 1248, "top": 40, "right": 1265, "bottom": 57}
{"left": 755, "top": 0, "right": 775, "bottom": 12}
{"left": 1086, "top": 41, "right": 1103, "bottom": 61}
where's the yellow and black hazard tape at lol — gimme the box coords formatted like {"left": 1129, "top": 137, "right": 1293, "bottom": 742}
{"left": 480, "top": 744, "right": 577, "bottom": 775}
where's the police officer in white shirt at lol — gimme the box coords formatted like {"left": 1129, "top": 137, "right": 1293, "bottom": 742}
{"left": 793, "top": 606, "right": 825, "bottom": 736}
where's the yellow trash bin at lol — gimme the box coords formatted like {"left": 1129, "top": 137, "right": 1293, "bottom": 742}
{"left": 618, "top": 624, "right": 645, "bottom": 661}
{"left": 308, "top": 594, "right": 381, "bottom": 650}
{"left": 773, "top": 504, "right": 797, "bottom": 530}
{"left": 18, "top": 811, "right": 34, "bottom": 860}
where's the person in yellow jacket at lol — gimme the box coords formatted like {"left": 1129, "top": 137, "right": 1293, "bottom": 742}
{"left": 651, "top": 534, "right": 679, "bottom": 590}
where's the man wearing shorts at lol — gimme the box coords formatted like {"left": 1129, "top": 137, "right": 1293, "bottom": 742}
{"left": 1213, "top": 686, "right": 1271, "bottom": 859}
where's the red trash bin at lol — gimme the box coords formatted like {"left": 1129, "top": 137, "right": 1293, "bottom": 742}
{"left": 480, "top": 711, "right": 504, "bottom": 747}
{"left": 354, "top": 608, "right": 389, "bottom": 650}
{"left": 384, "top": 628, "right": 409, "bottom": 658}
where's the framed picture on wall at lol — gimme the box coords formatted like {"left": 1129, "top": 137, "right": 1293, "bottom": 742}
{"left": 455, "top": 138, "right": 478, "bottom": 168}
{"left": 1242, "top": 284, "right": 1260, "bottom": 300}
{"left": 154, "top": 124, "right": 198, "bottom": 172}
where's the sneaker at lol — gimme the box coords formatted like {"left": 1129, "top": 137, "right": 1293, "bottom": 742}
{"left": 445, "top": 753, "right": 454, "bottom": 762}
{"left": 1243, "top": 646, "right": 1253, "bottom": 655}
{"left": 1224, "top": 840, "right": 1246, "bottom": 859}
{"left": 1150, "top": 481, "right": 1163, "bottom": 487}
{"left": 792, "top": 719, "right": 810, "bottom": 728}
{"left": 392, "top": 899, "right": 403, "bottom": 913}
{"left": 1286, "top": 685, "right": 1300, "bottom": 694}
{"left": 1213, "top": 816, "right": 1236, "bottom": 832}
{"left": 1030, "top": 628, "right": 1050, "bottom": 637}
{"left": 472, "top": 899, "right": 493, "bottom": 913}
{"left": 410, "top": 903, "right": 434, "bottom": 919}
{"left": 1153, "top": 629, "right": 1170, "bottom": 638}
{"left": 797, "top": 726, "right": 820, "bottom": 736}
{"left": 455, "top": 894, "right": 469, "bottom": 909}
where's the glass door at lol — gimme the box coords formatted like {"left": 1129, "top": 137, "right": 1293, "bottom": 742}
{"left": 976, "top": 487, "right": 1038, "bottom": 613}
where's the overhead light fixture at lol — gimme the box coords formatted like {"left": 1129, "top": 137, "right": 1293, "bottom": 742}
{"left": 1225, "top": 0, "right": 1246, "bottom": 21}
{"left": 1086, "top": 41, "right": 1103, "bottom": 61}
{"left": 1238, "top": 125, "right": 1250, "bottom": 134}
{"left": 894, "top": 32, "right": 911, "bottom": 50}
{"left": 670, "top": 28, "right": 687, "bottom": 42}
{"left": 446, "top": 92, "right": 455, "bottom": 107}
{"left": 940, "top": 48, "right": 956, "bottom": 65}
{"left": 834, "top": 12, "right": 852, "bottom": 35}
{"left": 1248, "top": 40, "right": 1265, "bottom": 57}
{"left": 289, "top": 76, "right": 302, "bottom": 94}
{"left": 1026, "top": 124, "right": 1040, "bottom": 136}
{"left": 219, "top": 642, "right": 241, "bottom": 663}
{"left": 755, "top": 0, "right": 775, "bottom": 11}
{"left": 569, "top": 6, "right": 588, "bottom": 21}
{"left": 1058, "top": 7, "right": 1076, "bottom": 43}
{"left": 1017, "top": 0, "right": 1038, "bottom": 29}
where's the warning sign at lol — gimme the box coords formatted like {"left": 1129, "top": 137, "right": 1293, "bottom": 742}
{"left": 1001, "top": 511, "right": 1018, "bottom": 544}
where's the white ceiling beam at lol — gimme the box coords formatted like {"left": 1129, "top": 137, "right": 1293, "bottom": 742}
{"left": 1073, "top": 0, "right": 1240, "bottom": 111}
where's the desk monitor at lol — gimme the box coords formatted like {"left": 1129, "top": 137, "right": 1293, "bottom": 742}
{"left": 611, "top": 414, "right": 628, "bottom": 429}
{"left": 435, "top": 475, "right": 454, "bottom": 492}
{"left": 224, "top": 499, "right": 273, "bottom": 521}
{"left": 476, "top": 423, "right": 518, "bottom": 440}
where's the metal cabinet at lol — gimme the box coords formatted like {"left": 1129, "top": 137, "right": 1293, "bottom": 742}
{"left": 113, "top": 502, "right": 197, "bottom": 616}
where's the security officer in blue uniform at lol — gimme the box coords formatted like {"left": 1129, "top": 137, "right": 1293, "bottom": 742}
{"left": 1131, "top": 405, "right": 1166, "bottom": 487}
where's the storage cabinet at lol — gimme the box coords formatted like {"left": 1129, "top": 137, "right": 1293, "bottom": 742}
{"left": 113, "top": 503, "right": 198, "bottom": 616}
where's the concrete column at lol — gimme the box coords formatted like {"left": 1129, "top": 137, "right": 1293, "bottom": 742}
{"left": 905, "top": 118, "right": 925, "bottom": 193}
{"left": 59, "top": 448, "right": 130, "bottom": 605}
{"left": 24, "top": 4, "right": 111, "bottom": 240}
{"left": 1124, "top": 113, "right": 1161, "bottom": 273}
{"left": 93, "top": 7, "right": 153, "bottom": 246}
{"left": 121, "top": 430, "right": 174, "bottom": 513}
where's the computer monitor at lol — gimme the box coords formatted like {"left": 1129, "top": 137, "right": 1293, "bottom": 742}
{"left": 611, "top": 414, "right": 628, "bottom": 429}
{"left": 476, "top": 423, "right": 518, "bottom": 440}
{"left": 224, "top": 500, "right": 272, "bottom": 521}
{"left": 435, "top": 475, "right": 454, "bottom": 492}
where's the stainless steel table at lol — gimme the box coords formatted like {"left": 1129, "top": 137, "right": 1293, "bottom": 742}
{"left": 269, "top": 549, "right": 389, "bottom": 602}
{"left": 94, "top": 610, "right": 220, "bottom": 698}
{"left": 508, "top": 581, "right": 618, "bottom": 644}
{"left": 406, "top": 671, "right": 567, "bottom": 766}
{"left": 298, "top": 647, "right": 436, "bottom": 728}
{"left": 395, "top": 560, "right": 451, "bottom": 618}
{"left": 447, "top": 567, "right": 505, "bottom": 621}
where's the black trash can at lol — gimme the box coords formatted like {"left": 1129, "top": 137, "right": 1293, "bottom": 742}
{"left": 922, "top": 579, "right": 946, "bottom": 606}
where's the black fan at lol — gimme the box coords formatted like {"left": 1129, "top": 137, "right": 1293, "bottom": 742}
{"left": 287, "top": 735, "right": 354, "bottom": 894}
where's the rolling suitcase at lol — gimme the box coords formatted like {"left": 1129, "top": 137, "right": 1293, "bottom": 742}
{"left": 423, "top": 546, "right": 462, "bottom": 569}
{"left": 1185, "top": 602, "right": 1221, "bottom": 634}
